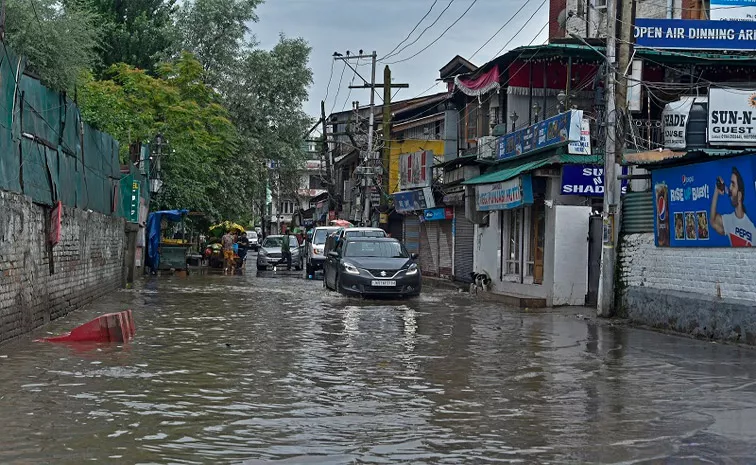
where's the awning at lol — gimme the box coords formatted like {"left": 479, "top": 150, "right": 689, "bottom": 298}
{"left": 463, "top": 154, "right": 602, "bottom": 186}
{"left": 623, "top": 148, "right": 756, "bottom": 166}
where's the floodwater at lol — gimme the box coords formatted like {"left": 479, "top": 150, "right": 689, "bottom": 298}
{"left": 1, "top": 267, "right": 755, "bottom": 464}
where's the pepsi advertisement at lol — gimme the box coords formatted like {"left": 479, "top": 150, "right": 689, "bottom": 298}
{"left": 653, "top": 155, "right": 756, "bottom": 247}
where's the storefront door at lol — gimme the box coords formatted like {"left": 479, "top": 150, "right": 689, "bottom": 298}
{"left": 500, "top": 198, "right": 545, "bottom": 284}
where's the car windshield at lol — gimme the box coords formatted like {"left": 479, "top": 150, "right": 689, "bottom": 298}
{"left": 313, "top": 228, "right": 338, "bottom": 244}
{"left": 262, "top": 236, "right": 298, "bottom": 248}
{"left": 344, "top": 230, "right": 386, "bottom": 238}
{"left": 344, "top": 241, "right": 408, "bottom": 258}
{"left": 249, "top": 232, "right": 257, "bottom": 239}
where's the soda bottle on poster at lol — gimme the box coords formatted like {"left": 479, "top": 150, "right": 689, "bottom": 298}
{"left": 655, "top": 182, "right": 670, "bottom": 247}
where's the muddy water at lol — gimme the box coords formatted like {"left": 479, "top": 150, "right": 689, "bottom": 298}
{"left": 1, "top": 271, "right": 755, "bottom": 464}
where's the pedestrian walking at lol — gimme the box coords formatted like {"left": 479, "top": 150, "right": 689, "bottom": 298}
{"left": 221, "top": 230, "right": 235, "bottom": 275}
{"left": 237, "top": 231, "right": 250, "bottom": 265}
{"left": 276, "top": 231, "right": 292, "bottom": 271}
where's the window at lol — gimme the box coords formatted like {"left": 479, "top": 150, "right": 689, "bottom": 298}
{"left": 309, "top": 175, "right": 325, "bottom": 190}
{"left": 313, "top": 228, "right": 339, "bottom": 245}
{"left": 466, "top": 104, "right": 479, "bottom": 141}
{"left": 504, "top": 209, "right": 523, "bottom": 278}
{"left": 280, "top": 201, "right": 296, "bottom": 214}
{"left": 344, "top": 241, "right": 408, "bottom": 258}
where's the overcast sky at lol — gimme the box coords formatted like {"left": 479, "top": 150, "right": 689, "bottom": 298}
{"left": 252, "top": 0, "right": 549, "bottom": 119}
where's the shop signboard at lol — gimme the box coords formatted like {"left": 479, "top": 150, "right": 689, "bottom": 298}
{"left": 497, "top": 110, "right": 582, "bottom": 160}
{"left": 128, "top": 180, "right": 141, "bottom": 223}
{"left": 561, "top": 165, "right": 628, "bottom": 196}
{"left": 634, "top": 18, "right": 756, "bottom": 50}
{"left": 662, "top": 97, "right": 695, "bottom": 149}
{"left": 423, "top": 207, "right": 453, "bottom": 221}
{"left": 567, "top": 118, "right": 592, "bottom": 155}
{"left": 652, "top": 154, "right": 756, "bottom": 247}
{"left": 476, "top": 175, "right": 534, "bottom": 211}
{"left": 393, "top": 187, "right": 435, "bottom": 213}
{"left": 399, "top": 150, "right": 434, "bottom": 190}
{"left": 711, "top": 0, "right": 756, "bottom": 21}
{"left": 708, "top": 88, "right": 756, "bottom": 146}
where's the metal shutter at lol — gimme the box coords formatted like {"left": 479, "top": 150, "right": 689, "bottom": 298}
{"left": 420, "top": 221, "right": 440, "bottom": 277}
{"left": 622, "top": 191, "right": 654, "bottom": 233}
{"left": 438, "top": 219, "right": 453, "bottom": 278}
{"left": 404, "top": 215, "right": 420, "bottom": 255}
{"left": 454, "top": 205, "right": 474, "bottom": 282}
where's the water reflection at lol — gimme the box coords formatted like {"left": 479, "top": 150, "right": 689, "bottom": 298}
{"left": 0, "top": 275, "right": 754, "bottom": 464}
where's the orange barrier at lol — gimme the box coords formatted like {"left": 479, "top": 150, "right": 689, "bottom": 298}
{"left": 36, "top": 310, "right": 136, "bottom": 343}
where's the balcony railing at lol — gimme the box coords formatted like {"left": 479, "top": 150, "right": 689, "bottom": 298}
{"left": 627, "top": 119, "right": 663, "bottom": 151}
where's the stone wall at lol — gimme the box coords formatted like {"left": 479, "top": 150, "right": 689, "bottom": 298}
{"left": 0, "top": 191, "right": 125, "bottom": 345}
{"left": 620, "top": 233, "right": 756, "bottom": 344}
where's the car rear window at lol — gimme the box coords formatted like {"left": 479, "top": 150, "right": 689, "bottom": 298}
{"left": 313, "top": 228, "right": 338, "bottom": 244}
{"left": 345, "top": 230, "right": 386, "bottom": 238}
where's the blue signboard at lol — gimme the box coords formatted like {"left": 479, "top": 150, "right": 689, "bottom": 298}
{"left": 393, "top": 187, "right": 435, "bottom": 213}
{"left": 561, "top": 164, "right": 629, "bottom": 197}
{"left": 476, "top": 174, "right": 534, "bottom": 211}
{"left": 634, "top": 18, "right": 756, "bottom": 51}
{"left": 498, "top": 111, "right": 580, "bottom": 160}
{"left": 423, "top": 207, "right": 453, "bottom": 221}
{"left": 652, "top": 154, "right": 756, "bottom": 247}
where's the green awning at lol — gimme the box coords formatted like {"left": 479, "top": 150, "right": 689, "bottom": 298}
{"left": 463, "top": 154, "right": 602, "bottom": 185}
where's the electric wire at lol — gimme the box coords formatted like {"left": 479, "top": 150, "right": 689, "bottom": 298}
{"left": 380, "top": 0, "right": 440, "bottom": 61}
{"left": 380, "top": 0, "right": 457, "bottom": 62}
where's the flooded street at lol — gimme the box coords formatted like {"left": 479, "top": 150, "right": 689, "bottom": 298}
{"left": 1, "top": 267, "right": 756, "bottom": 464}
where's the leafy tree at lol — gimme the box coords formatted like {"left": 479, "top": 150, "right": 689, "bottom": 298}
{"left": 78, "top": 53, "right": 240, "bottom": 219}
{"left": 81, "top": 0, "right": 178, "bottom": 73}
{"left": 4, "top": 0, "right": 103, "bottom": 92}
{"left": 176, "top": 0, "right": 262, "bottom": 83}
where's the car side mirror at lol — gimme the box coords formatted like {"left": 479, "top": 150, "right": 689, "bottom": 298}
{"left": 411, "top": 253, "right": 419, "bottom": 260}
{"left": 328, "top": 251, "right": 339, "bottom": 258}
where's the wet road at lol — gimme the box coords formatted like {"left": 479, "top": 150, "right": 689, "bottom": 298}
{"left": 1, "top": 267, "right": 756, "bottom": 464}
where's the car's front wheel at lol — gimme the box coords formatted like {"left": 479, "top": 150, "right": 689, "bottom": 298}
{"left": 256, "top": 264, "right": 266, "bottom": 271}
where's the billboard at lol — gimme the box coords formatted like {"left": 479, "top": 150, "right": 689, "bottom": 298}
{"left": 393, "top": 187, "right": 435, "bottom": 213}
{"left": 711, "top": 0, "right": 756, "bottom": 21}
{"left": 662, "top": 97, "right": 695, "bottom": 149}
{"left": 653, "top": 154, "right": 756, "bottom": 247}
{"left": 423, "top": 207, "right": 453, "bottom": 221}
{"left": 399, "top": 150, "right": 433, "bottom": 190}
{"left": 497, "top": 110, "right": 583, "bottom": 160}
{"left": 561, "top": 164, "right": 628, "bottom": 196}
{"left": 634, "top": 18, "right": 756, "bottom": 50}
{"left": 708, "top": 88, "right": 756, "bottom": 146}
{"left": 476, "top": 175, "right": 534, "bottom": 211}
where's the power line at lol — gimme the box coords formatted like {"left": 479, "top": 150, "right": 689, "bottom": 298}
{"left": 385, "top": 0, "right": 480, "bottom": 65}
{"left": 322, "top": 59, "right": 336, "bottom": 106}
{"left": 329, "top": 61, "right": 348, "bottom": 115}
{"left": 380, "top": 0, "right": 440, "bottom": 61}
{"left": 490, "top": 1, "right": 548, "bottom": 59}
{"left": 380, "top": 0, "right": 457, "bottom": 62}
{"left": 468, "top": 0, "right": 541, "bottom": 62}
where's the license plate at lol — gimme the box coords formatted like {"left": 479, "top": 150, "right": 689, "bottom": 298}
{"left": 371, "top": 280, "right": 396, "bottom": 287}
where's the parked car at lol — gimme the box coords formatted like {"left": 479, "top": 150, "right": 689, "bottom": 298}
{"left": 305, "top": 226, "right": 340, "bottom": 276}
{"left": 323, "top": 227, "right": 387, "bottom": 256}
{"left": 256, "top": 235, "right": 303, "bottom": 271}
{"left": 323, "top": 237, "right": 421, "bottom": 298}
{"left": 246, "top": 230, "right": 259, "bottom": 251}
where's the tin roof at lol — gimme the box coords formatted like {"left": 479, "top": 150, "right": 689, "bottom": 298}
{"left": 463, "top": 153, "right": 602, "bottom": 185}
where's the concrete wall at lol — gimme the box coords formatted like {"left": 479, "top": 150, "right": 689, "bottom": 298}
{"left": 0, "top": 190, "right": 125, "bottom": 345}
{"left": 620, "top": 233, "right": 756, "bottom": 344}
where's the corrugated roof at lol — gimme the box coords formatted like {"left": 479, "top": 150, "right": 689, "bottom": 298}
{"left": 463, "top": 154, "right": 603, "bottom": 185}
{"left": 623, "top": 148, "right": 756, "bottom": 166}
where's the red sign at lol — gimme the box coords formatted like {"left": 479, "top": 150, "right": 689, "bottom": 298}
{"left": 50, "top": 201, "right": 62, "bottom": 246}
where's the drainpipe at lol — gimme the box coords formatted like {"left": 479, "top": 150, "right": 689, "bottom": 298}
{"left": 666, "top": 0, "right": 673, "bottom": 18}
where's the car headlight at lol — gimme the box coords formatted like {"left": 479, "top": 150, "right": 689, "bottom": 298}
{"left": 313, "top": 248, "right": 322, "bottom": 255}
{"left": 342, "top": 262, "right": 360, "bottom": 275}
{"left": 405, "top": 263, "right": 419, "bottom": 275}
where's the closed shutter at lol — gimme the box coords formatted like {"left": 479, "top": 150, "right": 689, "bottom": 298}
{"left": 438, "top": 219, "right": 453, "bottom": 277}
{"left": 420, "top": 221, "right": 440, "bottom": 276}
{"left": 404, "top": 215, "right": 420, "bottom": 255}
{"left": 622, "top": 191, "right": 654, "bottom": 233}
{"left": 454, "top": 205, "right": 474, "bottom": 282}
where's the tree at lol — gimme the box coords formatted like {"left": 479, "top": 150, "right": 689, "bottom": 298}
{"left": 4, "top": 0, "right": 103, "bottom": 92}
{"left": 82, "top": 0, "right": 178, "bottom": 73}
{"left": 78, "top": 53, "right": 241, "bottom": 219}
{"left": 176, "top": 0, "right": 262, "bottom": 83}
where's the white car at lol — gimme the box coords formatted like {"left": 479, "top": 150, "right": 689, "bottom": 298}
{"left": 305, "top": 226, "right": 340, "bottom": 276}
{"left": 246, "top": 230, "right": 259, "bottom": 251}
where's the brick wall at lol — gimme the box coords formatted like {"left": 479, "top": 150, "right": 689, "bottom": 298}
{"left": 0, "top": 190, "right": 125, "bottom": 345}
{"left": 620, "top": 233, "right": 756, "bottom": 343}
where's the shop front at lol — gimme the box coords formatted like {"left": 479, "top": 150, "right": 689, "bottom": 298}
{"left": 465, "top": 161, "right": 594, "bottom": 306}
{"left": 419, "top": 207, "right": 454, "bottom": 277}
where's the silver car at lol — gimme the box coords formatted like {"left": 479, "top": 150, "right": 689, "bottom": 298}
{"left": 256, "top": 235, "right": 303, "bottom": 271}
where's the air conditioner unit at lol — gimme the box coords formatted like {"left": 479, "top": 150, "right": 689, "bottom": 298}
{"left": 477, "top": 136, "right": 498, "bottom": 160}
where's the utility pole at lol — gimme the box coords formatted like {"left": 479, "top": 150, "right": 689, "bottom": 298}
{"left": 380, "top": 65, "right": 392, "bottom": 229}
{"left": 364, "top": 51, "right": 377, "bottom": 227}
{"left": 321, "top": 100, "right": 334, "bottom": 213}
{"left": 598, "top": 0, "right": 629, "bottom": 316}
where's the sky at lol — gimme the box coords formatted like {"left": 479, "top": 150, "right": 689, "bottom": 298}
{"left": 252, "top": 0, "right": 549, "bottom": 119}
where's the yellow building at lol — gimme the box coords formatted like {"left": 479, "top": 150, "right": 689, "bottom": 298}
{"left": 389, "top": 139, "right": 444, "bottom": 194}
